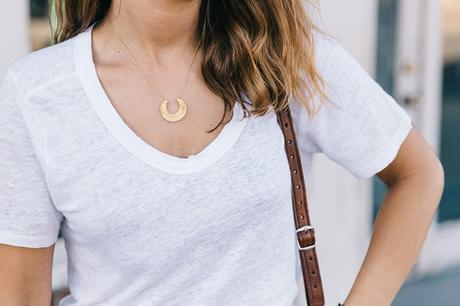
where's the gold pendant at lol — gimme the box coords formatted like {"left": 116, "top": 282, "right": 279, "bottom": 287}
{"left": 159, "top": 98, "right": 187, "bottom": 122}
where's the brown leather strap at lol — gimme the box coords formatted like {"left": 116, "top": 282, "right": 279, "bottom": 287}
{"left": 276, "top": 107, "right": 325, "bottom": 306}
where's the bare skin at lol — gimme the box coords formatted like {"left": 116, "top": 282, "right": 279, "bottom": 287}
{"left": 91, "top": 0, "right": 231, "bottom": 159}
{"left": 0, "top": 243, "right": 55, "bottom": 305}
{"left": 343, "top": 127, "right": 444, "bottom": 306}
{"left": 0, "top": 0, "right": 444, "bottom": 305}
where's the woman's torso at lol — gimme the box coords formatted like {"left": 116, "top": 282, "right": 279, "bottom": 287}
{"left": 9, "top": 26, "right": 315, "bottom": 305}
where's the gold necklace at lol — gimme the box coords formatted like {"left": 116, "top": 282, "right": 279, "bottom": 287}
{"left": 107, "top": 16, "right": 202, "bottom": 123}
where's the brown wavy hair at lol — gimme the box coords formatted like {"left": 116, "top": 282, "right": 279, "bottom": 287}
{"left": 50, "top": 0, "right": 327, "bottom": 129}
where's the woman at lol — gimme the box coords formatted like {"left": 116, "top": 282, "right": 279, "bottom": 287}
{"left": 0, "top": 0, "right": 444, "bottom": 305}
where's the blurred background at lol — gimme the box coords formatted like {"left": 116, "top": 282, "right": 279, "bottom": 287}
{"left": 0, "top": 0, "right": 459, "bottom": 305}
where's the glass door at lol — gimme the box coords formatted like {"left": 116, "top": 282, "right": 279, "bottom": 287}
{"left": 414, "top": 0, "right": 460, "bottom": 275}
{"left": 375, "top": 0, "right": 460, "bottom": 277}
{"left": 438, "top": 0, "right": 460, "bottom": 223}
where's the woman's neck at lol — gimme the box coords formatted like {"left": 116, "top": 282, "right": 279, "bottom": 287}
{"left": 97, "top": 0, "right": 202, "bottom": 61}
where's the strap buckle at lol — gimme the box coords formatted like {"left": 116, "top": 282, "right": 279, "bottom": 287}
{"left": 296, "top": 225, "right": 316, "bottom": 251}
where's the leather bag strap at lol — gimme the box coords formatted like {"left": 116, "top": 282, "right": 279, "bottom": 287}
{"left": 276, "top": 107, "right": 325, "bottom": 306}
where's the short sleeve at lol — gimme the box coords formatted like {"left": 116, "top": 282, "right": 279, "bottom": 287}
{"left": 0, "top": 70, "right": 63, "bottom": 248}
{"left": 291, "top": 33, "right": 413, "bottom": 179}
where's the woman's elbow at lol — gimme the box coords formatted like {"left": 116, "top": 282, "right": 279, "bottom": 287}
{"left": 378, "top": 127, "right": 445, "bottom": 203}
{"left": 425, "top": 154, "right": 445, "bottom": 201}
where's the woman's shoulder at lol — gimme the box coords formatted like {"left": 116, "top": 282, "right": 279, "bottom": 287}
{"left": 311, "top": 30, "right": 368, "bottom": 86}
{"left": 312, "top": 30, "right": 342, "bottom": 56}
{"left": 310, "top": 29, "right": 383, "bottom": 111}
{"left": 291, "top": 30, "right": 413, "bottom": 179}
{"left": 3, "top": 35, "right": 78, "bottom": 96}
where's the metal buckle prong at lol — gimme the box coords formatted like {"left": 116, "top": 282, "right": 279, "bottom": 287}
{"left": 296, "top": 225, "right": 316, "bottom": 251}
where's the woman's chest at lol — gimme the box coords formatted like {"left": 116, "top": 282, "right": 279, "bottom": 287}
{"left": 43, "top": 107, "right": 308, "bottom": 245}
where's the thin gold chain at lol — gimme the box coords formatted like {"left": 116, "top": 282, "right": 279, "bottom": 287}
{"left": 107, "top": 15, "right": 202, "bottom": 102}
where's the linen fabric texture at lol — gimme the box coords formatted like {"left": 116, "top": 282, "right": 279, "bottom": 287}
{"left": 0, "top": 25, "right": 412, "bottom": 306}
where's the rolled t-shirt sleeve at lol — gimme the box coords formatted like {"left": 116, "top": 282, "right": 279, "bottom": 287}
{"left": 294, "top": 33, "right": 413, "bottom": 179}
{"left": 0, "top": 70, "right": 63, "bottom": 248}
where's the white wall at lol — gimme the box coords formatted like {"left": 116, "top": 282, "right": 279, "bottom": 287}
{"left": 297, "top": 1, "right": 380, "bottom": 305}
{"left": 0, "top": 0, "right": 30, "bottom": 75}
{"left": 318, "top": 0, "right": 379, "bottom": 75}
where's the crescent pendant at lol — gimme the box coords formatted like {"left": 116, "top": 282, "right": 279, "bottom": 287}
{"left": 159, "top": 98, "right": 187, "bottom": 122}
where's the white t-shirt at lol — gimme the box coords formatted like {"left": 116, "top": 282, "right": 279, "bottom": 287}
{"left": 0, "top": 24, "right": 412, "bottom": 306}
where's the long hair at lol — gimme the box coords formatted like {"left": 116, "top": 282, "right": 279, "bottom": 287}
{"left": 50, "top": 0, "right": 327, "bottom": 129}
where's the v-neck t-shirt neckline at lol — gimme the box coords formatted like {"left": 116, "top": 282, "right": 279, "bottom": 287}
{"left": 73, "top": 24, "right": 250, "bottom": 175}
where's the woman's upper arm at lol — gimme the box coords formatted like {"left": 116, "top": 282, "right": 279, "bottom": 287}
{"left": 0, "top": 69, "right": 63, "bottom": 247}
{"left": 376, "top": 127, "right": 445, "bottom": 188}
{"left": 0, "top": 243, "right": 55, "bottom": 305}
{"left": 292, "top": 32, "right": 414, "bottom": 179}
{"left": 0, "top": 70, "right": 63, "bottom": 303}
